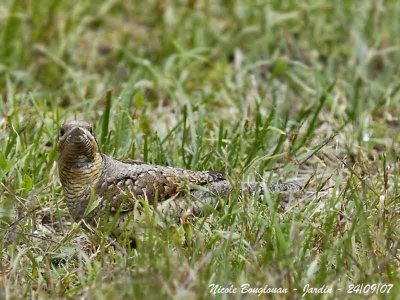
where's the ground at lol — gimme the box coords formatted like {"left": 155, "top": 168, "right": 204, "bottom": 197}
{"left": 0, "top": 1, "right": 399, "bottom": 299}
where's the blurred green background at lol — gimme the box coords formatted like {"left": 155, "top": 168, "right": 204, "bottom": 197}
{"left": 1, "top": 1, "right": 399, "bottom": 299}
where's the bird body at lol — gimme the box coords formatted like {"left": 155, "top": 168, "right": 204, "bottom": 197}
{"left": 58, "top": 120, "right": 302, "bottom": 229}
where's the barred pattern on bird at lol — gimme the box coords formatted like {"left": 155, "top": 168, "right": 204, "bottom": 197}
{"left": 58, "top": 120, "right": 302, "bottom": 230}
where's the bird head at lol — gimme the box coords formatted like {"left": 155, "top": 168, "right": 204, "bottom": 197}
{"left": 58, "top": 120, "right": 101, "bottom": 168}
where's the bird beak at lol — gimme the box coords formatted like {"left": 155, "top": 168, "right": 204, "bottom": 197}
{"left": 68, "top": 127, "right": 86, "bottom": 143}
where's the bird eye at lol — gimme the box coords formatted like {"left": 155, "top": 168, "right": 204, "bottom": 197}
{"left": 60, "top": 128, "right": 65, "bottom": 136}
{"left": 88, "top": 127, "right": 93, "bottom": 134}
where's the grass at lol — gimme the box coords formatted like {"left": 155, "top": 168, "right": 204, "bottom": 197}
{"left": 0, "top": 0, "right": 399, "bottom": 299}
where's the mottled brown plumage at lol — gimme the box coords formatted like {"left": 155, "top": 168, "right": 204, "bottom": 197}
{"left": 58, "top": 120, "right": 302, "bottom": 230}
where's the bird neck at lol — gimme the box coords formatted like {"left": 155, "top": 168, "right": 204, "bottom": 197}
{"left": 59, "top": 152, "right": 104, "bottom": 201}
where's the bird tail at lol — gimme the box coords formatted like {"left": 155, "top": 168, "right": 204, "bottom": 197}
{"left": 155, "top": 180, "right": 303, "bottom": 222}
{"left": 247, "top": 181, "right": 303, "bottom": 194}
